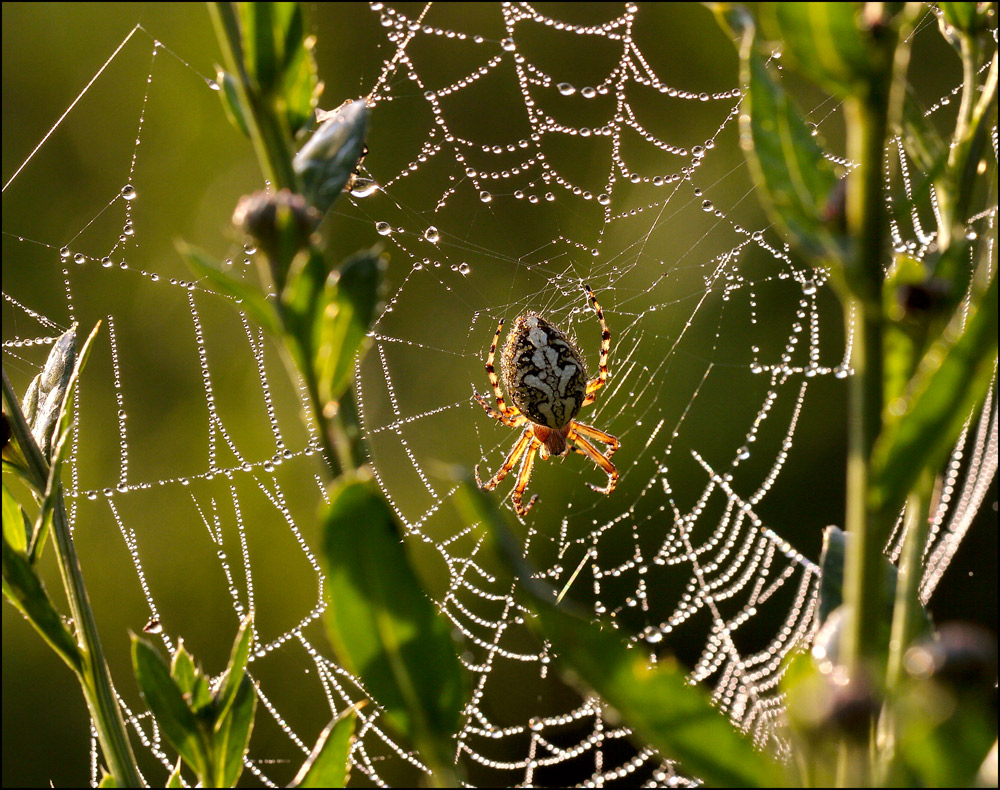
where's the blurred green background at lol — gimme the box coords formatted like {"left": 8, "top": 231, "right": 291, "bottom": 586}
{"left": 2, "top": 3, "right": 996, "bottom": 787}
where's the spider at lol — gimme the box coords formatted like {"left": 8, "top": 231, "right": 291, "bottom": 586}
{"left": 474, "top": 285, "right": 619, "bottom": 516}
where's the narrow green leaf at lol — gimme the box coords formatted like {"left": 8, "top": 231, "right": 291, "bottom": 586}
{"left": 27, "top": 326, "right": 76, "bottom": 458}
{"left": 455, "top": 479, "right": 782, "bottom": 788}
{"left": 316, "top": 250, "right": 384, "bottom": 404}
{"left": 281, "top": 34, "right": 320, "bottom": 137}
{"left": 761, "top": 2, "right": 885, "bottom": 97}
{"left": 218, "top": 70, "right": 250, "bottom": 138}
{"left": 97, "top": 769, "right": 117, "bottom": 788}
{"left": 132, "top": 635, "right": 211, "bottom": 780}
{"left": 2, "top": 529, "right": 81, "bottom": 673}
{"left": 938, "top": 2, "right": 987, "bottom": 34}
{"left": 212, "top": 675, "right": 256, "bottom": 788}
{"left": 2, "top": 481, "right": 28, "bottom": 553}
{"left": 291, "top": 704, "right": 363, "bottom": 788}
{"left": 320, "top": 473, "right": 465, "bottom": 768}
{"left": 214, "top": 613, "right": 254, "bottom": 728}
{"left": 240, "top": 2, "right": 280, "bottom": 92}
{"left": 738, "top": 27, "right": 843, "bottom": 260}
{"left": 872, "top": 271, "right": 998, "bottom": 518}
{"left": 293, "top": 100, "right": 368, "bottom": 216}
{"left": 166, "top": 758, "right": 183, "bottom": 788}
{"left": 180, "top": 243, "right": 281, "bottom": 337}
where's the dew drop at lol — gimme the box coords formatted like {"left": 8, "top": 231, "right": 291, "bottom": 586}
{"left": 581, "top": 86, "right": 597, "bottom": 99}
{"left": 375, "top": 221, "right": 392, "bottom": 236}
{"left": 597, "top": 193, "right": 611, "bottom": 206}
{"left": 206, "top": 78, "right": 220, "bottom": 91}
{"left": 479, "top": 190, "right": 492, "bottom": 203}
{"left": 350, "top": 178, "right": 379, "bottom": 198}
{"left": 143, "top": 618, "right": 163, "bottom": 634}
{"left": 424, "top": 226, "right": 440, "bottom": 243}
{"left": 500, "top": 37, "right": 515, "bottom": 51}
{"left": 801, "top": 279, "right": 817, "bottom": 295}
{"left": 101, "top": 257, "right": 113, "bottom": 268}
{"left": 458, "top": 262, "right": 471, "bottom": 275}
{"left": 528, "top": 717, "right": 544, "bottom": 732}
{"left": 59, "top": 246, "right": 71, "bottom": 260}
{"left": 557, "top": 82, "right": 576, "bottom": 96}
{"left": 121, "top": 184, "right": 137, "bottom": 201}
{"left": 73, "top": 253, "right": 86, "bottom": 265}
{"left": 701, "top": 199, "right": 714, "bottom": 212}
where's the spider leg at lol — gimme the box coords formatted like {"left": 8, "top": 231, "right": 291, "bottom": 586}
{"left": 484, "top": 317, "right": 521, "bottom": 420}
{"left": 568, "top": 429, "right": 618, "bottom": 496}
{"left": 473, "top": 384, "right": 524, "bottom": 428}
{"left": 510, "top": 438, "right": 541, "bottom": 516}
{"left": 570, "top": 419, "right": 619, "bottom": 458}
{"left": 581, "top": 285, "right": 611, "bottom": 406}
{"left": 476, "top": 427, "right": 533, "bottom": 490}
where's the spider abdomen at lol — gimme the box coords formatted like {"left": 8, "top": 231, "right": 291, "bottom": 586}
{"left": 500, "top": 314, "right": 588, "bottom": 429}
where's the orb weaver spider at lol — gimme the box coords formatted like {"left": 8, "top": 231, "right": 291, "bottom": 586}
{"left": 474, "top": 285, "right": 619, "bottom": 516}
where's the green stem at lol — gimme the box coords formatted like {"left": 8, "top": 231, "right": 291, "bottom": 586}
{"left": 840, "top": 93, "right": 890, "bottom": 675}
{"left": 1, "top": 370, "right": 143, "bottom": 788}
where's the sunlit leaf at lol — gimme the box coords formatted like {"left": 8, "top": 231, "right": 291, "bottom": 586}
{"left": 212, "top": 675, "right": 256, "bottom": 788}
{"left": 291, "top": 704, "right": 363, "bottom": 788}
{"left": 293, "top": 99, "right": 368, "bottom": 216}
{"left": 320, "top": 473, "right": 465, "bottom": 769}
{"left": 214, "top": 613, "right": 254, "bottom": 728}
{"left": 132, "top": 635, "right": 210, "bottom": 780}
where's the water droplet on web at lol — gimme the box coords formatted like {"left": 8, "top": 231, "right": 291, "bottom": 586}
{"left": 143, "top": 618, "right": 163, "bottom": 634}
{"left": 458, "top": 262, "right": 471, "bottom": 275}
{"left": 375, "top": 221, "right": 392, "bottom": 236}
{"left": 59, "top": 246, "right": 71, "bottom": 260}
{"left": 801, "top": 279, "right": 817, "bottom": 295}
{"left": 834, "top": 366, "right": 850, "bottom": 379}
{"left": 86, "top": 491, "right": 98, "bottom": 501}
{"left": 206, "top": 78, "right": 220, "bottom": 91}
{"left": 101, "top": 257, "right": 113, "bottom": 268}
{"left": 121, "top": 184, "right": 137, "bottom": 201}
{"left": 424, "top": 226, "right": 440, "bottom": 243}
{"left": 350, "top": 178, "right": 379, "bottom": 198}
{"left": 692, "top": 145, "right": 705, "bottom": 159}
{"left": 243, "top": 242, "right": 256, "bottom": 255}
{"left": 73, "top": 253, "right": 86, "bottom": 265}
{"left": 597, "top": 193, "right": 610, "bottom": 205}
{"left": 479, "top": 191, "right": 492, "bottom": 203}
{"left": 557, "top": 82, "right": 575, "bottom": 96}
{"left": 752, "top": 230, "right": 764, "bottom": 242}
{"left": 581, "top": 86, "right": 597, "bottom": 99}
{"left": 528, "top": 717, "right": 544, "bottom": 731}
{"left": 123, "top": 221, "right": 134, "bottom": 236}
{"left": 701, "top": 200, "right": 714, "bottom": 212}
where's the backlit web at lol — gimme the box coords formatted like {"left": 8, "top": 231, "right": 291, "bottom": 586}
{"left": 1, "top": 3, "right": 996, "bottom": 787}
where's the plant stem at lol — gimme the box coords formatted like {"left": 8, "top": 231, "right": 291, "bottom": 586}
{"left": 2, "top": 370, "right": 143, "bottom": 788}
{"left": 840, "top": 93, "right": 890, "bottom": 675}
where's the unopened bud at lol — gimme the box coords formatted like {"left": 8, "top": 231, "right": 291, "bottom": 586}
{"left": 233, "top": 189, "right": 320, "bottom": 288}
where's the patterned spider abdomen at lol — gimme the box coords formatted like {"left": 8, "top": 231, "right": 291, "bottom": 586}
{"left": 501, "top": 314, "right": 588, "bottom": 429}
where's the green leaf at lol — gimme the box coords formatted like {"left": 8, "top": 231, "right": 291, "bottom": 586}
{"left": 872, "top": 270, "right": 998, "bottom": 519}
{"left": 761, "top": 3, "right": 888, "bottom": 97}
{"left": 170, "top": 640, "right": 212, "bottom": 713}
{"left": 212, "top": 675, "right": 256, "bottom": 788}
{"left": 883, "top": 255, "right": 930, "bottom": 406}
{"left": 132, "top": 635, "right": 211, "bottom": 780}
{"left": 280, "top": 248, "right": 328, "bottom": 371}
{"left": 316, "top": 250, "right": 385, "bottom": 404}
{"left": 291, "top": 704, "right": 363, "bottom": 788}
{"left": 180, "top": 243, "right": 281, "bottom": 337}
{"left": 738, "top": 25, "right": 843, "bottom": 261}
{"left": 97, "top": 769, "right": 117, "bottom": 788}
{"left": 938, "top": 2, "right": 988, "bottom": 35}
{"left": 281, "top": 34, "right": 321, "bottom": 138}
{"left": 2, "top": 481, "right": 28, "bottom": 553}
{"left": 214, "top": 613, "right": 254, "bottom": 728}
{"left": 166, "top": 758, "right": 183, "bottom": 788}
{"left": 2, "top": 528, "right": 81, "bottom": 673}
{"left": 455, "top": 479, "right": 782, "bottom": 788}
{"left": 240, "top": 2, "right": 281, "bottom": 93}
{"left": 293, "top": 100, "right": 368, "bottom": 216}
{"left": 218, "top": 70, "right": 250, "bottom": 138}
{"left": 320, "top": 472, "right": 465, "bottom": 770}
{"left": 27, "top": 326, "right": 77, "bottom": 458}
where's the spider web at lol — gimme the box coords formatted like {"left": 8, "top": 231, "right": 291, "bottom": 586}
{"left": 2, "top": 3, "right": 996, "bottom": 788}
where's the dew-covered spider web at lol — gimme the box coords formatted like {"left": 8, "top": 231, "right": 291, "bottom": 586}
{"left": 2, "top": 3, "right": 997, "bottom": 787}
